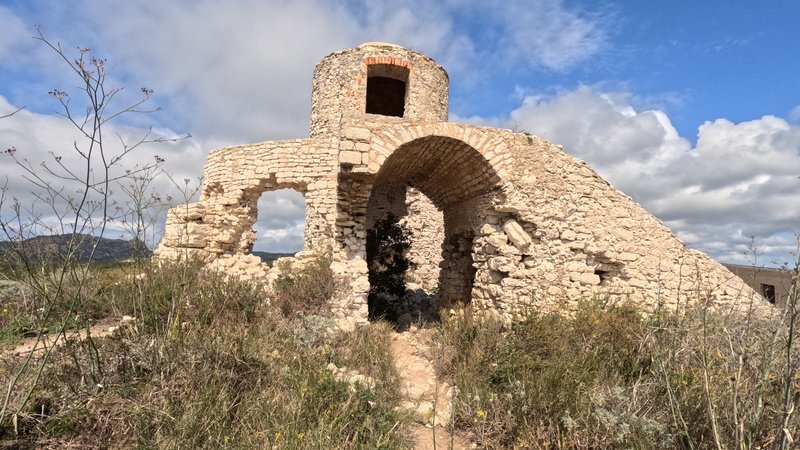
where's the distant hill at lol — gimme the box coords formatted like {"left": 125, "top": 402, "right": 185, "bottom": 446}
{"left": 0, "top": 234, "right": 151, "bottom": 264}
{"left": 252, "top": 251, "right": 296, "bottom": 263}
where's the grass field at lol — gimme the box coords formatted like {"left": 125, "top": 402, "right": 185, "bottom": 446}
{"left": 0, "top": 256, "right": 797, "bottom": 449}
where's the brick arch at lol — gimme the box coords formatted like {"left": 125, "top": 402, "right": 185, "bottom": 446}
{"left": 373, "top": 135, "right": 502, "bottom": 209}
{"left": 366, "top": 134, "right": 504, "bottom": 313}
{"left": 369, "top": 122, "right": 513, "bottom": 183}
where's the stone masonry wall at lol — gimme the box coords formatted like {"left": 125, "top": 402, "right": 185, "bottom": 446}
{"left": 327, "top": 118, "right": 772, "bottom": 323}
{"left": 155, "top": 42, "right": 773, "bottom": 330}
{"left": 364, "top": 185, "right": 443, "bottom": 292}
{"left": 310, "top": 42, "right": 449, "bottom": 139}
{"left": 402, "top": 188, "right": 443, "bottom": 291}
{"left": 154, "top": 138, "right": 338, "bottom": 279}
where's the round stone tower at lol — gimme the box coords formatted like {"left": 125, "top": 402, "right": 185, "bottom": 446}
{"left": 309, "top": 42, "right": 450, "bottom": 138}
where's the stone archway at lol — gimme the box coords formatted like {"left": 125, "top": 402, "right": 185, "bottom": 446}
{"left": 156, "top": 42, "right": 771, "bottom": 330}
{"left": 366, "top": 135, "right": 502, "bottom": 323}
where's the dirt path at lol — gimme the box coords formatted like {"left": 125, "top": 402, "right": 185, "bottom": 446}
{"left": 391, "top": 330, "right": 472, "bottom": 450}
{"left": 407, "top": 422, "right": 472, "bottom": 450}
{"left": 2, "top": 316, "right": 132, "bottom": 359}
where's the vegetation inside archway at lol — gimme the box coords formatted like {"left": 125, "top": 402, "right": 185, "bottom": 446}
{"left": 365, "top": 136, "right": 501, "bottom": 327}
{"left": 366, "top": 213, "right": 411, "bottom": 322}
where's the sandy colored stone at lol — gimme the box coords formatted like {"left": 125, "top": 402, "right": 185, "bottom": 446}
{"left": 153, "top": 42, "right": 773, "bottom": 326}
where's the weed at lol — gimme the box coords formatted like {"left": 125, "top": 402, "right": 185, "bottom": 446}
{"left": 434, "top": 298, "right": 799, "bottom": 449}
{"left": 271, "top": 256, "right": 337, "bottom": 318}
{"left": 0, "top": 262, "right": 412, "bottom": 449}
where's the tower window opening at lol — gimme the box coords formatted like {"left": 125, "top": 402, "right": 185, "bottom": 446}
{"left": 366, "top": 64, "right": 409, "bottom": 117}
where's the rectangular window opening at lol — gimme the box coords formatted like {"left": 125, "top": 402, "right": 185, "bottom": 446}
{"left": 761, "top": 283, "right": 776, "bottom": 304}
{"left": 366, "top": 64, "right": 408, "bottom": 117}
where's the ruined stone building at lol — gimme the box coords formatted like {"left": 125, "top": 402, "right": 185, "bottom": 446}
{"left": 154, "top": 42, "right": 771, "bottom": 327}
{"left": 724, "top": 264, "right": 796, "bottom": 307}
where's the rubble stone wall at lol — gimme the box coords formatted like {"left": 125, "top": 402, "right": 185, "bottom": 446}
{"left": 310, "top": 42, "right": 449, "bottom": 139}
{"left": 154, "top": 138, "right": 338, "bottom": 278}
{"left": 155, "top": 42, "right": 771, "bottom": 329}
{"left": 402, "top": 189, "right": 443, "bottom": 291}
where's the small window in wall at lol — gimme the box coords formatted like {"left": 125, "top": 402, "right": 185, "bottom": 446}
{"left": 366, "top": 64, "right": 409, "bottom": 117}
{"left": 253, "top": 189, "right": 305, "bottom": 262}
{"left": 761, "top": 283, "right": 776, "bottom": 304}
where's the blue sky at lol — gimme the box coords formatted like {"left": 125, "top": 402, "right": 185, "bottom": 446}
{"left": 1, "top": 0, "right": 799, "bottom": 265}
{"left": 446, "top": 1, "right": 800, "bottom": 138}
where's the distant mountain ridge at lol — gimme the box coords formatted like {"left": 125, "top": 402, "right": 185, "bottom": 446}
{"left": 252, "top": 251, "right": 296, "bottom": 263}
{"left": 0, "top": 234, "right": 151, "bottom": 263}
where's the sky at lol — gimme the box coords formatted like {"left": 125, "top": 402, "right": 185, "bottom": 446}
{"left": 0, "top": 0, "right": 798, "bottom": 266}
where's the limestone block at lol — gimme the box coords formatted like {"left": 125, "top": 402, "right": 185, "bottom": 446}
{"left": 500, "top": 277, "right": 527, "bottom": 288}
{"left": 503, "top": 219, "right": 533, "bottom": 248}
{"left": 498, "top": 244, "right": 520, "bottom": 257}
{"left": 585, "top": 242, "right": 606, "bottom": 254}
{"left": 488, "top": 257, "right": 516, "bottom": 273}
{"left": 567, "top": 241, "right": 585, "bottom": 250}
{"left": 350, "top": 258, "right": 369, "bottom": 272}
{"left": 571, "top": 273, "right": 601, "bottom": 286}
{"left": 547, "top": 286, "right": 562, "bottom": 296}
{"left": 343, "top": 127, "right": 371, "bottom": 141}
{"left": 487, "top": 233, "right": 508, "bottom": 248}
{"left": 216, "top": 232, "right": 237, "bottom": 245}
{"left": 565, "top": 261, "right": 587, "bottom": 273}
{"left": 560, "top": 229, "right": 577, "bottom": 241}
{"left": 522, "top": 257, "right": 537, "bottom": 268}
{"left": 480, "top": 223, "right": 501, "bottom": 235}
{"left": 610, "top": 207, "right": 630, "bottom": 218}
{"left": 176, "top": 204, "right": 204, "bottom": 221}
{"left": 330, "top": 261, "right": 347, "bottom": 275}
{"left": 486, "top": 285, "right": 504, "bottom": 297}
{"left": 340, "top": 151, "right": 362, "bottom": 165}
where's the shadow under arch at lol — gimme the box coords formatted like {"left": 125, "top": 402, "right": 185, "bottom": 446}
{"left": 366, "top": 135, "right": 503, "bottom": 325}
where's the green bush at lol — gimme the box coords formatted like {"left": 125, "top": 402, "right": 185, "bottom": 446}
{"left": 366, "top": 214, "right": 411, "bottom": 321}
{"left": 436, "top": 301, "right": 661, "bottom": 448}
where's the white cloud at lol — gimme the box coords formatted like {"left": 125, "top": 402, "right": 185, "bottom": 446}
{"left": 0, "top": 7, "right": 30, "bottom": 61}
{"left": 254, "top": 189, "right": 306, "bottom": 253}
{"left": 493, "top": 0, "right": 610, "bottom": 71}
{"left": 790, "top": 105, "right": 800, "bottom": 124}
{"left": 0, "top": 94, "right": 203, "bottom": 243}
{"left": 480, "top": 86, "right": 800, "bottom": 266}
{"left": 15, "top": 0, "right": 793, "bottom": 263}
{"left": 7, "top": 0, "right": 611, "bottom": 146}
{"left": 0, "top": 0, "right": 614, "bottom": 252}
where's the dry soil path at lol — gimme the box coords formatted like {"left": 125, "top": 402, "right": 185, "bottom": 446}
{"left": 391, "top": 330, "right": 472, "bottom": 449}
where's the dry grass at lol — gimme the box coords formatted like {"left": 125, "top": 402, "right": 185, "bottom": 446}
{"left": 2, "top": 256, "right": 798, "bottom": 449}
{"left": 433, "top": 298, "right": 799, "bottom": 449}
{"left": 0, "top": 260, "right": 412, "bottom": 449}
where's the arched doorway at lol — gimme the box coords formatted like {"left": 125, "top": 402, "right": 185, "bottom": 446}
{"left": 366, "top": 136, "right": 502, "bottom": 325}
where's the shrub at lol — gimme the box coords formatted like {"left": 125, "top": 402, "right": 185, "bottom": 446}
{"left": 434, "top": 298, "right": 800, "bottom": 449}
{"left": 435, "top": 300, "right": 661, "bottom": 448}
{"left": 367, "top": 214, "right": 411, "bottom": 321}
{"left": 271, "top": 256, "right": 337, "bottom": 318}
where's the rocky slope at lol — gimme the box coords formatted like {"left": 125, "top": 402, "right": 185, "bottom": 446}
{"left": 0, "top": 234, "right": 150, "bottom": 263}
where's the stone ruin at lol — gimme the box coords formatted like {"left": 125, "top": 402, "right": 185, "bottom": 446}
{"left": 154, "top": 42, "right": 770, "bottom": 328}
